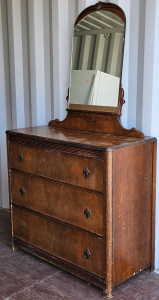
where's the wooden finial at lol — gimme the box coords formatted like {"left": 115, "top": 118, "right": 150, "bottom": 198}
{"left": 96, "top": 1, "right": 103, "bottom": 10}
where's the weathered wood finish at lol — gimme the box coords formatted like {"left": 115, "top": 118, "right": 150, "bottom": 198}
{"left": 6, "top": 3, "right": 157, "bottom": 298}
{"left": 12, "top": 236, "right": 105, "bottom": 289}
{"left": 75, "top": 2, "right": 126, "bottom": 25}
{"left": 5, "top": 1, "right": 157, "bottom": 297}
{"left": 6, "top": 126, "right": 156, "bottom": 299}
{"left": 9, "top": 141, "right": 103, "bottom": 192}
{"left": 11, "top": 170, "right": 103, "bottom": 235}
{"left": 149, "top": 141, "right": 157, "bottom": 272}
{"left": 112, "top": 143, "right": 151, "bottom": 287}
{"left": 48, "top": 110, "right": 144, "bottom": 138}
{"left": 7, "top": 126, "right": 155, "bottom": 149}
{"left": 105, "top": 151, "right": 113, "bottom": 298}
{"left": 12, "top": 205, "right": 103, "bottom": 277}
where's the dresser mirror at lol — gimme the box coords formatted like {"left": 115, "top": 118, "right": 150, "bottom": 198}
{"left": 49, "top": 2, "right": 143, "bottom": 137}
{"left": 69, "top": 3, "right": 126, "bottom": 113}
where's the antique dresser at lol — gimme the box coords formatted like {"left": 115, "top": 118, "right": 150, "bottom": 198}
{"left": 6, "top": 2, "right": 156, "bottom": 298}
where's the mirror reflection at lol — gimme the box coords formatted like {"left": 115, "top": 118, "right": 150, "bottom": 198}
{"left": 69, "top": 10, "right": 125, "bottom": 111}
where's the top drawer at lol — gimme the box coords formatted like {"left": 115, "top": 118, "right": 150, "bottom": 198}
{"left": 9, "top": 142, "right": 103, "bottom": 192}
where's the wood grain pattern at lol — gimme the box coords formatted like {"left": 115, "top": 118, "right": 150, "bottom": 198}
{"left": 11, "top": 170, "right": 103, "bottom": 235}
{"left": 6, "top": 126, "right": 155, "bottom": 150}
{"left": 48, "top": 110, "right": 144, "bottom": 138}
{"left": 9, "top": 134, "right": 103, "bottom": 160}
{"left": 6, "top": 127, "right": 156, "bottom": 298}
{"left": 69, "top": 104, "right": 118, "bottom": 113}
{"left": 12, "top": 205, "right": 103, "bottom": 277}
{"left": 6, "top": 1, "right": 157, "bottom": 297}
{"left": 9, "top": 142, "right": 103, "bottom": 192}
{"left": 12, "top": 237, "right": 105, "bottom": 289}
{"left": 2, "top": 209, "right": 159, "bottom": 299}
{"left": 112, "top": 143, "right": 151, "bottom": 287}
{"left": 105, "top": 151, "right": 113, "bottom": 298}
{"left": 149, "top": 141, "right": 157, "bottom": 272}
{"left": 75, "top": 2, "right": 126, "bottom": 26}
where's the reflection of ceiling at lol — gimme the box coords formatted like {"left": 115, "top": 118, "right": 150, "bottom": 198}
{"left": 75, "top": 11, "right": 124, "bottom": 33}
{"left": 72, "top": 11, "right": 124, "bottom": 78}
{"left": 72, "top": 31, "right": 124, "bottom": 77}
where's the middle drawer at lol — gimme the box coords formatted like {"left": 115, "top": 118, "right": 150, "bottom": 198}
{"left": 11, "top": 170, "right": 103, "bottom": 235}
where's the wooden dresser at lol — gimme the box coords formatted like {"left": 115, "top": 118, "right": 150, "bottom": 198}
{"left": 6, "top": 124, "right": 156, "bottom": 298}
{"left": 6, "top": 2, "right": 157, "bottom": 298}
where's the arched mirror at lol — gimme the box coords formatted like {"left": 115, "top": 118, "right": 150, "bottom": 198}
{"left": 69, "top": 2, "right": 126, "bottom": 113}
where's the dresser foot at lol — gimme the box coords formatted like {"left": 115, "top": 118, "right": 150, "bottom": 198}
{"left": 145, "top": 266, "right": 154, "bottom": 273}
{"left": 103, "top": 289, "right": 113, "bottom": 298}
{"left": 11, "top": 237, "right": 18, "bottom": 251}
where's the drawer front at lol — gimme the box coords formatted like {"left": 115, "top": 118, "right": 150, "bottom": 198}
{"left": 12, "top": 205, "right": 103, "bottom": 277}
{"left": 11, "top": 171, "right": 103, "bottom": 235}
{"left": 9, "top": 142, "right": 103, "bottom": 192}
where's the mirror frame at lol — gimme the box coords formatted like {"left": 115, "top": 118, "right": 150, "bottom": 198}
{"left": 69, "top": 1, "right": 126, "bottom": 115}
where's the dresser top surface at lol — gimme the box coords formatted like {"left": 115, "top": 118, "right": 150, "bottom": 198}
{"left": 6, "top": 125, "right": 155, "bottom": 150}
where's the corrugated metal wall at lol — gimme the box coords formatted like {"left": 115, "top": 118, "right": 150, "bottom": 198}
{"left": 72, "top": 11, "right": 124, "bottom": 77}
{"left": 0, "top": 0, "right": 159, "bottom": 269}
{"left": 72, "top": 33, "right": 123, "bottom": 77}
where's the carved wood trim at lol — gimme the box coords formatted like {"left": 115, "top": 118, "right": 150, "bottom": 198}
{"left": 118, "top": 87, "right": 125, "bottom": 115}
{"left": 48, "top": 110, "right": 144, "bottom": 138}
{"left": 75, "top": 2, "right": 126, "bottom": 26}
{"left": 96, "top": 2, "right": 103, "bottom": 11}
{"left": 13, "top": 237, "right": 105, "bottom": 289}
{"left": 67, "top": 111, "right": 113, "bottom": 122}
{"left": 8, "top": 134, "right": 104, "bottom": 160}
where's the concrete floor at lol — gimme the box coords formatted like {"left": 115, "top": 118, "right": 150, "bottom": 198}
{"left": 1, "top": 208, "right": 159, "bottom": 300}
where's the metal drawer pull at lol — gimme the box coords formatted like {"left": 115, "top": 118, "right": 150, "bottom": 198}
{"left": 20, "top": 187, "right": 25, "bottom": 196}
{"left": 84, "top": 249, "right": 91, "bottom": 259}
{"left": 83, "top": 167, "right": 90, "bottom": 178}
{"left": 18, "top": 153, "right": 23, "bottom": 162}
{"left": 84, "top": 208, "right": 91, "bottom": 218}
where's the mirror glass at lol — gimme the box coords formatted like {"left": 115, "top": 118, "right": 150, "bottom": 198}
{"left": 69, "top": 10, "right": 125, "bottom": 112}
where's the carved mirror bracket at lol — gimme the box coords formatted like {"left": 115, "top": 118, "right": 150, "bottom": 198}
{"left": 48, "top": 107, "right": 144, "bottom": 138}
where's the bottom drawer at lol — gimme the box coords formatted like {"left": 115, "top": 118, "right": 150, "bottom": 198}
{"left": 12, "top": 205, "right": 103, "bottom": 277}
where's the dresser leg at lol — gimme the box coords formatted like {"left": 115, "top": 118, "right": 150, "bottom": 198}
{"left": 145, "top": 266, "right": 154, "bottom": 273}
{"left": 11, "top": 237, "right": 18, "bottom": 251}
{"left": 103, "top": 289, "right": 113, "bottom": 298}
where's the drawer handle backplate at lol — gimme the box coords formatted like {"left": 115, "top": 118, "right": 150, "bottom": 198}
{"left": 18, "top": 153, "right": 23, "bottom": 162}
{"left": 84, "top": 208, "right": 91, "bottom": 218}
{"left": 20, "top": 187, "right": 25, "bottom": 196}
{"left": 83, "top": 167, "right": 90, "bottom": 178}
{"left": 84, "top": 249, "right": 91, "bottom": 259}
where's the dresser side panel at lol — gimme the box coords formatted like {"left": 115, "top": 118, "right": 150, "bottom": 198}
{"left": 112, "top": 143, "right": 151, "bottom": 287}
